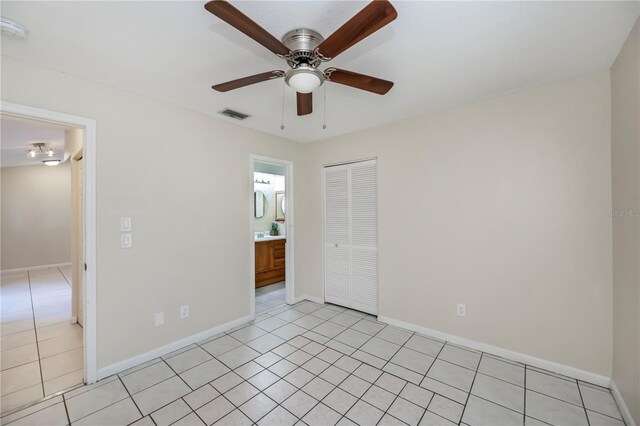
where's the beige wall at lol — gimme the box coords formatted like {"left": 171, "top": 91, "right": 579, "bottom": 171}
{"left": 0, "top": 54, "right": 618, "bottom": 379}
{"left": 1, "top": 162, "right": 72, "bottom": 270}
{"left": 0, "top": 56, "right": 307, "bottom": 369}
{"left": 298, "top": 71, "right": 614, "bottom": 375}
{"left": 611, "top": 18, "right": 640, "bottom": 424}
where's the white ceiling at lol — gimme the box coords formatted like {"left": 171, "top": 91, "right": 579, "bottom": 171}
{"left": 1, "top": 1, "right": 638, "bottom": 143}
{"left": 1, "top": 115, "right": 69, "bottom": 167}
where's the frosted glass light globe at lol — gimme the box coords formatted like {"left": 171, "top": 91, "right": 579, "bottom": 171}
{"left": 288, "top": 72, "right": 321, "bottom": 93}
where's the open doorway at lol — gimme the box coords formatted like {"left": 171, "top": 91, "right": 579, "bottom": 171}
{"left": 0, "top": 114, "right": 86, "bottom": 413}
{"left": 250, "top": 156, "right": 294, "bottom": 317}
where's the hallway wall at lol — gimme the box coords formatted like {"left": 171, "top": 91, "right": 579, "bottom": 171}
{"left": 1, "top": 162, "right": 72, "bottom": 270}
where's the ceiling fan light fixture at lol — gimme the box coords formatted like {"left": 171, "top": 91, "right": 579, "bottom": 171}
{"left": 285, "top": 66, "right": 324, "bottom": 94}
{"left": 42, "top": 159, "right": 61, "bottom": 167}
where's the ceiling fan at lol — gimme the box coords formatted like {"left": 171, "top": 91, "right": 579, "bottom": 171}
{"left": 204, "top": 0, "right": 397, "bottom": 116}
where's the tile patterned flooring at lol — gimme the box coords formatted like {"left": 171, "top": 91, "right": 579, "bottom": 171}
{"left": 1, "top": 300, "right": 625, "bottom": 426}
{"left": 1, "top": 267, "right": 83, "bottom": 414}
{"left": 255, "top": 283, "right": 286, "bottom": 316}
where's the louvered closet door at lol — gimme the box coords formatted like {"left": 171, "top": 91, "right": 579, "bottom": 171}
{"left": 324, "top": 160, "right": 378, "bottom": 315}
{"left": 324, "top": 165, "right": 351, "bottom": 308}
{"left": 349, "top": 160, "right": 378, "bottom": 314}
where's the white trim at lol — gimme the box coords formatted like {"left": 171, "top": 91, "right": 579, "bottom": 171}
{"left": 97, "top": 315, "right": 252, "bottom": 380}
{"left": 611, "top": 380, "right": 637, "bottom": 426}
{"left": 377, "top": 315, "right": 611, "bottom": 387}
{"left": 1, "top": 263, "right": 71, "bottom": 274}
{"left": 293, "top": 295, "right": 325, "bottom": 305}
{"left": 249, "top": 155, "right": 295, "bottom": 313}
{"left": 1, "top": 101, "right": 98, "bottom": 385}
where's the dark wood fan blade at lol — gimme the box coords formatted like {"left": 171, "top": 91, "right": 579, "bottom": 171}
{"left": 325, "top": 68, "right": 393, "bottom": 95}
{"left": 204, "top": 0, "right": 290, "bottom": 56}
{"left": 212, "top": 71, "right": 284, "bottom": 92}
{"left": 316, "top": 0, "right": 397, "bottom": 60}
{"left": 297, "top": 92, "right": 312, "bottom": 116}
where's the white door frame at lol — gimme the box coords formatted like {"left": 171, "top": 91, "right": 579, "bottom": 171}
{"left": 1, "top": 101, "right": 98, "bottom": 384}
{"left": 249, "top": 155, "right": 295, "bottom": 317}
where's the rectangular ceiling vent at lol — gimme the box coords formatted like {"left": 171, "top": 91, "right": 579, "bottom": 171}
{"left": 218, "top": 108, "right": 250, "bottom": 120}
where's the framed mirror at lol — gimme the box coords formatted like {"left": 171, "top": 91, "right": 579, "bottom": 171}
{"left": 254, "top": 190, "right": 266, "bottom": 218}
{"left": 275, "top": 191, "right": 285, "bottom": 222}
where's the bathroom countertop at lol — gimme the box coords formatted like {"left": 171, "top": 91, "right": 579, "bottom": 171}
{"left": 254, "top": 235, "right": 286, "bottom": 242}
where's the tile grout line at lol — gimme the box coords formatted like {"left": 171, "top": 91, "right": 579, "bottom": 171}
{"left": 57, "top": 267, "right": 72, "bottom": 288}
{"left": 26, "top": 270, "right": 46, "bottom": 400}
{"left": 576, "top": 379, "right": 592, "bottom": 426}
{"left": 456, "top": 352, "right": 483, "bottom": 425}
{"left": 61, "top": 393, "right": 72, "bottom": 425}
{"left": 178, "top": 395, "right": 208, "bottom": 426}
{"left": 117, "top": 375, "right": 148, "bottom": 421}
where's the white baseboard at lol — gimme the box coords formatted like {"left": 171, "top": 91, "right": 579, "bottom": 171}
{"left": 96, "top": 314, "right": 252, "bottom": 380}
{"left": 611, "top": 379, "right": 637, "bottom": 426}
{"left": 1, "top": 263, "right": 72, "bottom": 274}
{"left": 292, "top": 295, "right": 325, "bottom": 305}
{"left": 377, "top": 315, "right": 611, "bottom": 388}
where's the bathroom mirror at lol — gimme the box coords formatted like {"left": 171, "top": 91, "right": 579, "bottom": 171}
{"left": 254, "top": 190, "right": 266, "bottom": 218}
{"left": 275, "top": 191, "right": 285, "bottom": 222}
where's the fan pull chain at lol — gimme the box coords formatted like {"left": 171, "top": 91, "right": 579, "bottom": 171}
{"left": 280, "top": 80, "right": 286, "bottom": 130}
{"left": 322, "top": 84, "right": 327, "bottom": 130}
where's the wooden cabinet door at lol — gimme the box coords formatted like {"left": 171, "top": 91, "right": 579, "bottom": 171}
{"left": 255, "top": 241, "right": 274, "bottom": 273}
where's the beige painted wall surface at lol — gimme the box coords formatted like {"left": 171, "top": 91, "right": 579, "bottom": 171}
{"left": 611, "top": 18, "right": 640, "bottom": 424}
{"left": 0, "top": 56, "right": 307, "bottom": 369}
{"left": 1, "top": 162, "right": 72, "bottom": 270}
{"left": 298, "top": 71, "right": 613, "bottom": 375}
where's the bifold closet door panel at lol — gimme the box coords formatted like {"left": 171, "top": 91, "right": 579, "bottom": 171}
{"left": 350, "top": 160, "right": 378, "bottom": 314}
{"left": 324, "top": 165, "right": 350, "bottom": 307}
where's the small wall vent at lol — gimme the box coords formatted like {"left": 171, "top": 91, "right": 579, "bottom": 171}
{"left": 218, "top": 108, "right": 250, "bottom": 120}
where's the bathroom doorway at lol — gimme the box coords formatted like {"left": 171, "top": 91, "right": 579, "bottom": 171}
{"left": 250, "top": 156, "right": 294, "bottom": 317}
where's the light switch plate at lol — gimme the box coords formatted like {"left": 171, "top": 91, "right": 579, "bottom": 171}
{"left": 155, "top": 312, "right": 164, "bottom": 327}
{"left": 457, "top": 303, "right": 466, "bottom": 317}
{"left": 120, "top": 217, "right": 132, "bottom": 232}
{"left": 120, "top": 234, "right": 132, "bottom": 249}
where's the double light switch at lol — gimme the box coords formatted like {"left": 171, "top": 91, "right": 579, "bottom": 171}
{"left": 120, "top": 217, "right": 132, "bottom": 249}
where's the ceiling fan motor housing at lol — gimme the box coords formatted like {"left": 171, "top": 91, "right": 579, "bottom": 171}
{"left": 282, "top": 28, "right": 324, "bottom": 68}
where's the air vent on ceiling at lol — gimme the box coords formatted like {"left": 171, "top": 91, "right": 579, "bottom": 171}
{"left": 218, "top": 108, "right": 250, "bottom": 120}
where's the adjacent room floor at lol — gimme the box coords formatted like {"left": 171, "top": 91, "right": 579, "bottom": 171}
{"left": 255, "top": 282, "right": 286, "bottom": 315}
{"left": 1, "top": 300, "right": 624, "bottom": 426}
{"left": 0, "top": 267, "right": 83, "bottom": 413}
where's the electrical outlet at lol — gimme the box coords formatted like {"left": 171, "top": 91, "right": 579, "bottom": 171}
{"left": 180, "top": 305, "right": 189, "bottom": 319}
{"left": 457, "top": 304, "right": 466, "bottom": 317}
{"left": 155, "top": 312, "right": 165, "bottom": 326}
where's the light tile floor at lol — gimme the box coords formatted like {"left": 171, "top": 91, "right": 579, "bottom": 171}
{"left": 1, "top": 300, "right": 625, "bottom": 426}
{"left": 1, "top": 267, "right": 83, "bottom": 414}
{"left": 255, "top": 282, "right": 286, "bottom": 315}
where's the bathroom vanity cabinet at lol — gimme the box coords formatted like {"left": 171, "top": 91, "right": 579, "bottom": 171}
{"left": 255, "top": 238, "right": 285, "bottom": 287}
